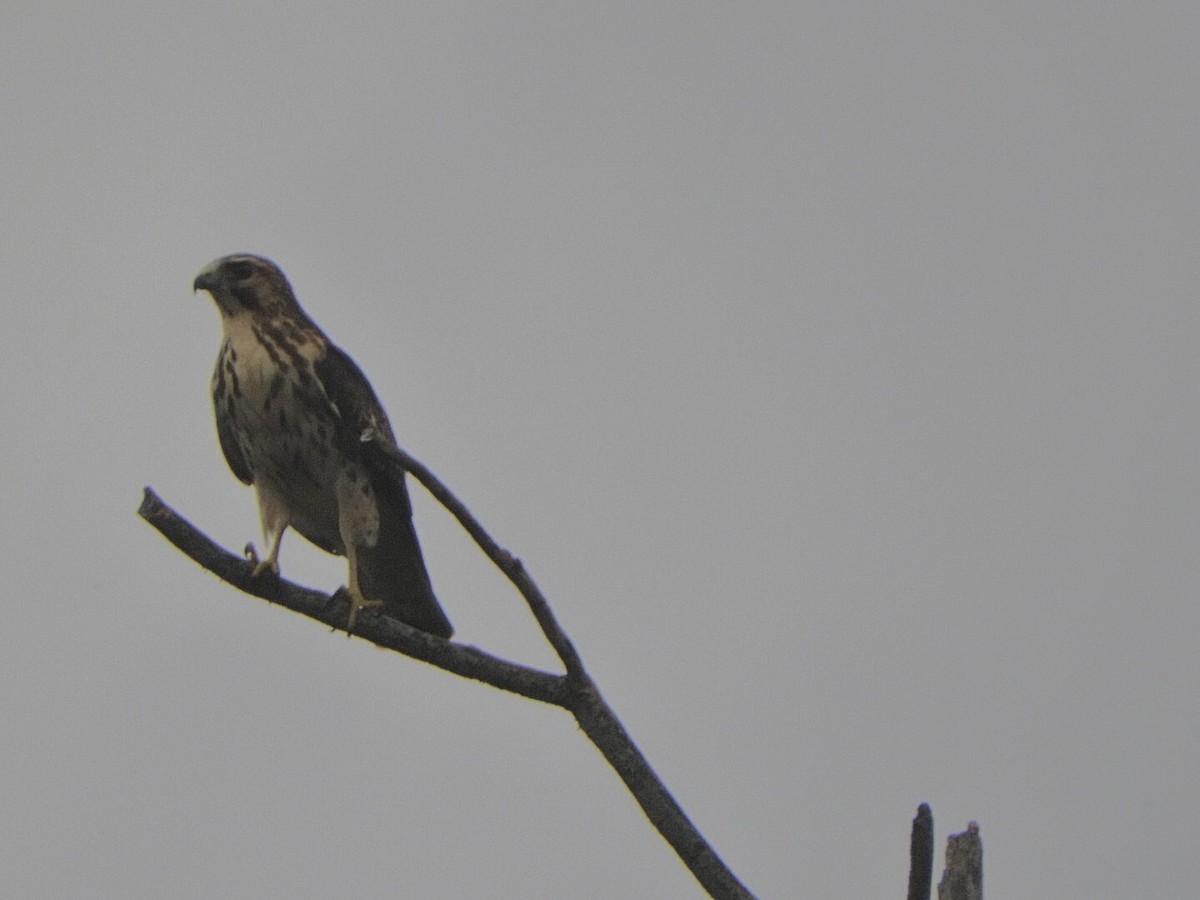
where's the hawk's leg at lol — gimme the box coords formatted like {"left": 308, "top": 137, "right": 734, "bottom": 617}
{"left": 250, "top": 483, "right": 289, "bottom": 577}
{"left": 344, "top": 544, "right": 383, "bottom": 632}
{"left": 244, "top": 527, "right": 286, "bottom": 578}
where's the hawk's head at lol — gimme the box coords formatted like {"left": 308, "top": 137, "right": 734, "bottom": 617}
{"left": 193, "top": 254, "right": 302, "bottom": 319}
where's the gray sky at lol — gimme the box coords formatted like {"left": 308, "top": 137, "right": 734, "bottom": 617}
{"left": 1, "top": 2, "right": 1196, "bottom": 897}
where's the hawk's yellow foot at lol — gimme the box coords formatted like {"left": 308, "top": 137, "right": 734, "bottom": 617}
{"left": 243, "top": 541, "right": 281, "bottom": 578}
{"left": 343, "top": 564, "right": 383, "bottom": 633}
{"left": 344, "top": 588, "right": 384, "bottom": 633}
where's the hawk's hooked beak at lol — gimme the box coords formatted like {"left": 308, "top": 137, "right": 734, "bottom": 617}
{"left": 193, "top": 271, "right": 217, "bottom": 294}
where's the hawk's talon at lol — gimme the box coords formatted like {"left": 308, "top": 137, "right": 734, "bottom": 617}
{"left": 244, "top": 541, "right": 281, "bottom": 578}
{"left": 344, "top": 590, "right": 384, "bottom": 634}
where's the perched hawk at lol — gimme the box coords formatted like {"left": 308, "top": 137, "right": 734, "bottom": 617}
{"left": 193, "top": 254, "right": 453, "bottom": 638}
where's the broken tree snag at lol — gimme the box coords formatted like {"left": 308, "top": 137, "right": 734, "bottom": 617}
{"left": 907, "top": 803, "right": 934, "bottom": 900}
{"left": 937, "top": 821, "right": 982, "bottom": 900}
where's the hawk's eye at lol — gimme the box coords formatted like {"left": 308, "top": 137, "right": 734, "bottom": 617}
{"left": 227, "top": 261, "right": 255, "bottom": 281}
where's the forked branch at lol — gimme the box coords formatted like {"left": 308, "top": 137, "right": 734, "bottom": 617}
{"left": 139, "top": 455, "right": 755, "bottom": 899}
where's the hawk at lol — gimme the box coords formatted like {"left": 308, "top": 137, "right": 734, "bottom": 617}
{"left": 192, "top": 253, "right": 453, "bottom": 638}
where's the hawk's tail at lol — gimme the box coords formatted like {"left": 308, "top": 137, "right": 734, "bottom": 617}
{"left": 356, "top": 469, "right": 453, "bottom": 639}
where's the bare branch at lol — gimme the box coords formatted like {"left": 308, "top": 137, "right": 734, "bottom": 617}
{"left": 138, "top": 488, "right": 567, "bottom": 705}
{"left": 139, "top": 485, "right": 756, "bottom": 899}
{"left": 377, "top": 445, "right": 587, "bottom": 680}
{"left": 570, "top": 679, "right": 755, "bottom": 899}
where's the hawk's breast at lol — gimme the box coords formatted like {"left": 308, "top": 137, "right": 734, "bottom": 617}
{"left": 213, "top": 312, "right": 377, "bottom": 555}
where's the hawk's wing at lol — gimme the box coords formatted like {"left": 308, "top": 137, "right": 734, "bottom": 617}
{"left": 313, "top": 340, "right": 413, "bottom": 522}
{"left": 314, "top": 342, "right": 452, "bottom": 638}
{"left": 315, "top": 343, "right": 399, "bottom": 453}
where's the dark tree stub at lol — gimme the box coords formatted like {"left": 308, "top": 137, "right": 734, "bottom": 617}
{"left": 907, "top": 803, "right": 934, "bottom": 900}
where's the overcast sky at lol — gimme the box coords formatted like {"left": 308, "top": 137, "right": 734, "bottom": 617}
{"left": 1, "top": 3, "right": 1196, "bottom": 897}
